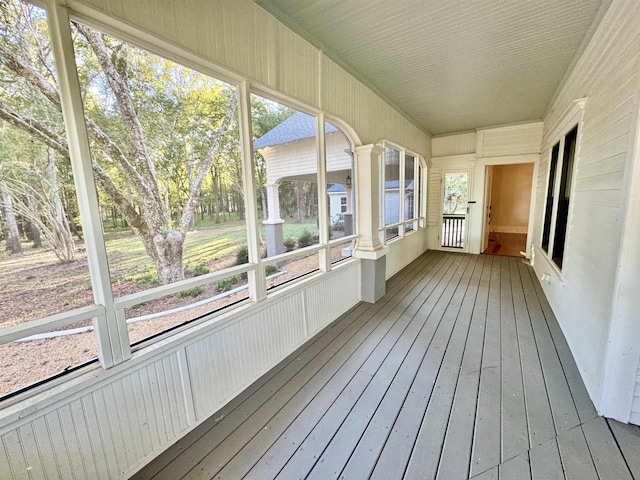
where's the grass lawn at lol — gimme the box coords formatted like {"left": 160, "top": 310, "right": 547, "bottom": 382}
{"left": 82, "top": 217, "right": 320, "bottom": 284}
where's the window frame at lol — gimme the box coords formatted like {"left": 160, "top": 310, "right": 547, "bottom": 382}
{"left": 0, "top": 1, "right": 360, "bottom": 405}
{"left": 538, "top": 99, "right": 585, "bottom": 273}
{"left": 377, "top": 140, "right": 426, "bottom": 244}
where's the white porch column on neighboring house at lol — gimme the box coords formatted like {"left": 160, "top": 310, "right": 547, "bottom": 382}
{"left": 344, "top": 185, "right": 354, "bottom": 236}
{"left": 263, "top": 183, "right": 285, "bottom": 257}
{"left": 353, "top": 145, "right": 388, "bottom": 303}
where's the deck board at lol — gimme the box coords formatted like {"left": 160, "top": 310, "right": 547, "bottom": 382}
{"left": 134, "top": 251, "right": 640, "bottom": 480}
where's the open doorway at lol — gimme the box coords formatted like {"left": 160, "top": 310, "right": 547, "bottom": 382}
{"left": 483, "top": 163, "right": 534, "bottom": 257}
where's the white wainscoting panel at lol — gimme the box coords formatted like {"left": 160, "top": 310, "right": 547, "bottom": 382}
{"left": 0, "top": 261, "right": 361, "bottom": 479}
{"left": 386, "top": 230, "right": 428, "bottom": 280}
{"left": 305, "top": 262, "right": 360, "bottom": 336}
{"left": 186, "top": 293, "right": 305, "bottom": 420}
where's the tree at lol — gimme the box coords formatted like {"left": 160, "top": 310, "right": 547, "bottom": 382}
{"left": 443, "top": 174, "right": 468, "bottom": 215}
{"left": 0, "top": 1, "right": 238, "bottom": 283}
{"left": 0, "top": 181, "right": 21, "bottom": 254}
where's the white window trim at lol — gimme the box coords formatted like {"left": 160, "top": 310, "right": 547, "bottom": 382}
{"left": 538, "top": 99, "right": 586, "bottom": 275}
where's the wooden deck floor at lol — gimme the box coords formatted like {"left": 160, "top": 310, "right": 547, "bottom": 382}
{"left": 135, "top": 251, "right": 640, "bottom": 480}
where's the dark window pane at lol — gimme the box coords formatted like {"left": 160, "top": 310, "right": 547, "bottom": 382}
{"left": 552, "top": 126, "right": 578, "bottom": 268}
{"left": 541, "top": 143, "right": 560, "bottom": 252}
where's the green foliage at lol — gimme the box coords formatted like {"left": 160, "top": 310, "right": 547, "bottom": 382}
{"left": 192, "top": 264, "right": 210, "bottom": 277}
{"left": 180, "top": 287, "right": 202, "bottom": 298}
{"left": 283, "top": 238, "right": 296, "bottom": 252}
{"left": 236, "top": 245, "right": 249, "bottom": 265}
{"left": 216, "top": 278, "right": 234, "bottom": 292}
{"left": 125, "top": 267, "right": 159, "bottom": 287}
{"left": 296, "top": 230, "right": 316, "bottom": 248}
{"left": 265, "top": 265, "right": 277, "bottom": 275}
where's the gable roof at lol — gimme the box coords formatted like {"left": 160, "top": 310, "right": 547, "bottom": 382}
{"left": 254, "top": 112, "right": 338, "bottom": 149}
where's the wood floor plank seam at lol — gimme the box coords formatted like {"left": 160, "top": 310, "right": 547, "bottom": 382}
{"left": 131, "top": 252, "right": 639, "bottom": 480}
{"left": 270, "top": 254, "right": 472, "bottom": 480}
{"left": 147, "top": 255, "right": 439, "bottom": 480}
{"left": 404, "top": 255, "right": 485, "bottom": 479}
{"left": 209, "top": 254, "right": 462, "bottom": 479}
{"left": 147, "top": 252, "right": 440, "bottom": 477}
{"left": 366, "top": 256, "right": 480, "bottom": 479}
{"left": 436, "top": 255, "right": 493, "bottom": 480}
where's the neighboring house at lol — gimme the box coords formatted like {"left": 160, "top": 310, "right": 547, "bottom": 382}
{"left": 254, "top": 112, "right": 355, "bottom": 253}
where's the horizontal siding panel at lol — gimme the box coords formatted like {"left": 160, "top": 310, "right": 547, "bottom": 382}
{"left": 572, "top": 188, "right": 623, "bottom": 209}
{"left": 577, "top": 153, "right": 626, "bottom": 180}
{"left": 431, "top": 132, "right": 476, "bottom": 157}
{"left": 573, "top": 170, "right": 625, "bottom": 192}
{"left": 479, "top": 123, "right": 543, "bottom": 157}
{"left": 578, "top": 132, "right": 629, "bottom": 167}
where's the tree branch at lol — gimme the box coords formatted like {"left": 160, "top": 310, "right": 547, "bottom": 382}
{"left": 74, "top": 24, "right": 159, "bottom": 196}
{"left": 0, "top": 103, "right": 69, "bottom": 157}
{"left": 0, "top": 44, "right": 149, "bottom": 195}
{"left": 180, "top": 94, "right": 238, "bottom": 234}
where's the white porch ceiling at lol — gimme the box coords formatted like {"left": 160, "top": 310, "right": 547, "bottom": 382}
{"left": 254, "top": 0, "right": 611, "bottom": 136}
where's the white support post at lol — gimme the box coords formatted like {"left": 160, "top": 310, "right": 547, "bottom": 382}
{"left": 237, "top": 81, "right": 267, "bottom": 301}
{"left": 354, "top": 145, "right": 386, "bottom": 256}
{"left": 47, "top": 2, "right": 129, "bottom": 367}
{"left": 398, "top": 149, "right": 406, "bottom": 237}
{"left": 316, "top": 113, "right": 331, "bottom": 272}
{"left": 353, "top": 145, "right": 387, "bottom": 303}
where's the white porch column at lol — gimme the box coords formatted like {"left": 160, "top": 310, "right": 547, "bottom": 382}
{"left": 342, "top": 185, "right": 353, "bottom": 236}
{"left": 263, "top": 183, "right": 285, "bottom": 257}
{"left": 48, "top": 3, "right": 130, "bottom": 366}
{"left": 353, "top": 145, "right": 387, "bottom": 303}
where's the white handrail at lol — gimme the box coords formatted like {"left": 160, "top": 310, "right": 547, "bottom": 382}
{"left": 378, "top": 217, "right": 424, "bottom": 231}
{"left": 262, "top": 243, "right": 324, "bottom": 266}
{"left": 328, "top": 234, "right": 358, "bottom": 246}
{"left": 0, "top": 304, "right": 105, "bottom": 346}
{"left": 114, "top": 263, "right": 255, "bottom": 310}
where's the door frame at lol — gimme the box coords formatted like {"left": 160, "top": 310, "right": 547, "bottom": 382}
{"left": 438, "top": 168, "right": 473, "bottom": 253}
{"left": 473, "top": 157, "right": 539, "bottom": 257}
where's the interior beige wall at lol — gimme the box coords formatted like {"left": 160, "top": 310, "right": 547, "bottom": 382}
{"left": 489, "top": 163, "right": 534, "bottom": 233}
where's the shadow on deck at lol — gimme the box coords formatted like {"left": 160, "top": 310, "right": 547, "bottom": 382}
{"left": 134, "top": 250, "right": 640, "bottom": 480}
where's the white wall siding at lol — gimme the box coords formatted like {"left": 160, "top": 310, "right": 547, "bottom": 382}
{"left": 532, "top": 0, "right": 640, "bottom": 411}
{"left": 477, "top": 123, "right": 543, "bottom": 158}
{"left": 321, "top": 57, "right": 430, "bottom": 153}
{"left": 386, "top": 230, "right": 428, "bottom": 280}
{"left": 0, "top": 263, "right": 361, "bottom": 479}
{"left": 431, "top": 132, "right": 477, "bottom": 157}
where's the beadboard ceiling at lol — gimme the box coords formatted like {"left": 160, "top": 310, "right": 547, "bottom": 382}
{"left": 254, "top": 0, "right": 611, "bottom": 136}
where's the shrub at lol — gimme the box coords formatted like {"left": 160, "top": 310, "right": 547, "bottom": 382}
{"left": 193, "top": 264, "right": 210, "bottom": 277}
{"left": 236, "top": 245, "right": 249, "bottom": 265}
{"left": 265, "top": 265, "right": 277, "bottom": 275}
{"left": 283, "top": 237, "right": 296, "bottom": 252}
{"left": 296, "top": 229, "right": 316, "bottom": 248}
{"left": 216, "top": 278, "right": 234, "bottom": 292}
{"left": 180, "top": 287, "right": 202, "bottom": 298}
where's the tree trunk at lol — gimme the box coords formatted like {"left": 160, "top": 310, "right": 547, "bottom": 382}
{"left": 295, "top": 181, "right": 306, "bottom": 223}
{"left": 0, "top": 183, "right": 23, "bottom": 255}
{"left": 152, "top": 231, "right": 184, "bottom": 284}
{"left": 47, "top": 149, "right": 75, "bottom": 260}
{"left": 212, "top": 168, "right": 220, "bottom": 224}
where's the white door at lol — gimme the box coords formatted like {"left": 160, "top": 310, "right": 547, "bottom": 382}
{"left": 440, "top": 170, "right": 471, "bottom": 252}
